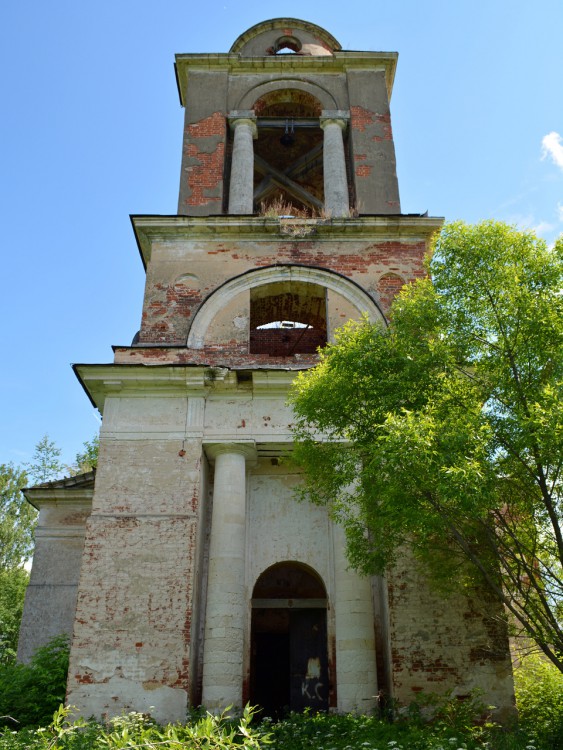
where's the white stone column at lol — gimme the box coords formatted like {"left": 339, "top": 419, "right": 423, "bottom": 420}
{"left": 228, "top": 111, "right": 257, "bottom": 215}
{"left": 332, "top": 520, "right": 378, "bottom": 712}
{"left": 320, "top": 110, "right": 350, "bottom": 217}
{"left": 201, "top": 442, "right": 256, "bottom": 709}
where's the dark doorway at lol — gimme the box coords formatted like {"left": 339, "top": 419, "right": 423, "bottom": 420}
{"left": 252, "top": 614, "right": 291, "bottom": 716}
{"left": 250, "top": 562, "right": 328, "bottom": 716}
{"left": 290, "top": 608, "right": 328, "bottom": 711}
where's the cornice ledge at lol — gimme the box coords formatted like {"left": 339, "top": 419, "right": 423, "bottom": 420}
{"left": 132, "top": 214, "right": 444, "bottom": 263}
{"left": 174, "top": 52, "right": 398, "bottom": 106}
{"left": 23, "top": 488, "right": 94, "bottom": 510}
{"left": 252, "top": 370, "right": 298, "bottom": 391}
{"left": 174, "top": 52, "right": 397, "bottom": 67}
{"left": 73, "top": 363, "right": 210, "bottom": 412}
{"left": 75, "top": 363, "right": 208, "bottom": 386}
{"left": 73, "top": 363, "right": 306, "bottom": 412}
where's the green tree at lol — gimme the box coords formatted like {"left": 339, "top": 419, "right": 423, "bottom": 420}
{"left": 0, "top": 463, "right": 35, "bottom": 664}
{"left": 290, "top": 221, "right": 563, "bottom": 671}
{"left": 0, "top": 568, "right": 28, "bottom": 665}
{"left": 514, "top": 653, "right": 563, "bottom": 748}
{"left": 1, "top": 434, "right": 67, "bottom": 665}
{"left": 25, "top": 435, "right": 64, "bottom": 485}
{"left": 0, "top": 464, "right": 34, "bottom": 570}
{"left": 71, "top": 434, "right": 99, "bottom": 474}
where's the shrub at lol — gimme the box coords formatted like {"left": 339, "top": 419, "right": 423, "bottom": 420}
{"left": 514, "top": 652, "right": 563, "bottom": 750}
{"left": 0, "top": 704, "right": 269, "bottom": 749}
{"left": 0, "top": 634, "right": 69, "bottom": 729}
{"left": 0, "top": 568, "right": 28, "bottom": 666}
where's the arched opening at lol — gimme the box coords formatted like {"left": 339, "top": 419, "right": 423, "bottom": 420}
{"left": 229, "top": 18, "right": 340, "bottom": 58}
{"left": 252, "top": 89, "right": 324, "bottom": 215}
{"left": 187, "top": 265, "right": 386, "bottom": 350}
{"left": 250, "top": 562, "right": 329, "bottom": 717}
{"left": 249, "top": 280, "right": 327, "bottom": 355}
{"left": 271, "top": 35, "right": 302, "bottom": 55}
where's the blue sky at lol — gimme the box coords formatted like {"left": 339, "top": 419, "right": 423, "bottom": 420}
{"left": 1, "top": 0, "right": 562, "bottom": 467}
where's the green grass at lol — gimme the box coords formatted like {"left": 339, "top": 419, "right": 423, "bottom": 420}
{"left": 265, "top": 710, "right": 537, "bottom": 750}
{"left": 2, "top": 652, "right": 563, "bottom": 750}
{"left": 0, "top": 704, "right": 548, "bottom": 750}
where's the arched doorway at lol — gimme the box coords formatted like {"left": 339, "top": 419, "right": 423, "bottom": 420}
{"left": 250, "top": 562, "right": 329, "bottom": 716}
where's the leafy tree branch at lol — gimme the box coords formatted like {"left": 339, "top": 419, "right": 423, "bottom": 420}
{"left": 290, "top": 221, "right": 563, "bottom": 671}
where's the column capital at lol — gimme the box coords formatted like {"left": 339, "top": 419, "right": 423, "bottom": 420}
{"left": 320, "top": 110, "right": 350, "bottom": 131}
{"left": 228, "top": 111, "right": 257, "bottom": 138}
{"left": 203, "top": 440, "right": 257, "bottom": 463}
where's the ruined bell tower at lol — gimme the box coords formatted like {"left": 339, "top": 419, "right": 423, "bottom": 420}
{"left": 19, "top": 18, "right": 515, "bottom": 723}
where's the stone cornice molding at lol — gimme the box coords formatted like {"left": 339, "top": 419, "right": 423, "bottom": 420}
{"left": 73, "top": 364, "right": 209, "bottom": 412}
{"left": 131, "top": 214, "right": 444, "bottom": 268}
{"left": 73, "top": 364, "right": 301, "bottom": 413}
{"left": 174, "top": 51, "right": 398, "bottom": 106}
{"left": 22, "top": 491, "right": 93, "bottom": 512}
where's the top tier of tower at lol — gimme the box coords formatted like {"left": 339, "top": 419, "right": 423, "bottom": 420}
{"left": 175, "top": 18, "right": 401, "bottom": 217}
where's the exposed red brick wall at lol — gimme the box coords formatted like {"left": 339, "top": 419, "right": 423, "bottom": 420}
{"left": 186, "top": 144, "right": 225, "bottom": 207}
{"left": 184, "top": 112, "right": 226, "bottom": 208}
{"left": 114, "top": 344, "right": 321, "bottom": 368}
{"left": 350, "top": 105, "right": 375, "bottom": 133}
{"left": 250, "top": 327, "right": 326, "bottom": 355}
{"left": 140, "top": 282, "right": 202, "bottom": 345}
{"left": 377, "top": 272, "right": 406, "bottom": 313}
{"left": 188, "top": 112, "right": 224, "bottom": 139}
{"left": 387, "top": 555, "right": 513, "bottom": 706}
{"left": 355, "top": 164, "right": 372, "bottom": 177}
{"left": 137, "top": 239, "right": 427, "bottom": 345}
{"left": 373, "top": 113, "right": 393, "bottom": 142}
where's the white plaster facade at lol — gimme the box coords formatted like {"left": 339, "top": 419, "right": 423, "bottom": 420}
{"left": 54, "top": 370, "right": 379, "bottom": 719}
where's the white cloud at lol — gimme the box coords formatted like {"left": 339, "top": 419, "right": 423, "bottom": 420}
{"left": 507, "top": 213, "right": 537, "bottom": 232}
{"left": 532, "top": 220, "right": 555, "bottom": 235}
{"left": 541, "top": 131, "right": 563, "bottom": 170}
{"left": 507, "top": 213, "right": 555, "bottom": 238}
{"left": 558, "top": 202, "right": 563, "bottom": 223}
